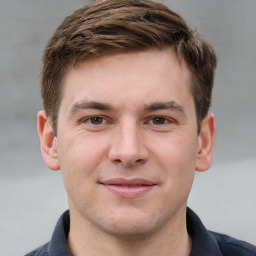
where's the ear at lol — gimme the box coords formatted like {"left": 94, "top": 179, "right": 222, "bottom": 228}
{"left": 37, "top": 110, "right": 60, "bottom": 170}
{"left": 195, "top": 113, "right": 216, "bottom": 172}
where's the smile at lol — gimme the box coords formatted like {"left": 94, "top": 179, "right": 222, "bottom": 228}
{"left": 99, "top": 178, "right": 156, "bottom": 198}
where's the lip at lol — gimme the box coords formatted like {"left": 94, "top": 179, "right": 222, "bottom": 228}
{"left": 99, "top": 178, "right": 156, "bottom": 198}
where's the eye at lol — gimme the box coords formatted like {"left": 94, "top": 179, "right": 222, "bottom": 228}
{"left": 89, "top": 116, "right": 105, "bottom": 125}
{"left": 83, "top": 116, "right": 107, "bottom": 125}
{"left": 150, "top": 116, "right": 168, "bottom": 125}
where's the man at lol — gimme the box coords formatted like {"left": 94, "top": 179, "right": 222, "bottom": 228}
{"left": 26, "top": 0, "right": 256, "bottom": 255}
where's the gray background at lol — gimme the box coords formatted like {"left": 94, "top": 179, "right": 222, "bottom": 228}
{"left": 0, "top": 0, "right": 255, "bottom": 255}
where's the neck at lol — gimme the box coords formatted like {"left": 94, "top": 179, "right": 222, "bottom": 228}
{"left": 67, "top": 206, "right": 192, "bottom": 256}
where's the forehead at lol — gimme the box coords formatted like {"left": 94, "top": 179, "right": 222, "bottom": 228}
{"left": 60, "top": 48, "right": 193, "bottom": 112}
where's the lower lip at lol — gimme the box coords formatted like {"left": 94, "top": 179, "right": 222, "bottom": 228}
{"left": 102, "top": 184, "right": 154, "bottom": 198}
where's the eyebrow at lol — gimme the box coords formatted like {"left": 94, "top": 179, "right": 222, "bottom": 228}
{"left": 69, "top": 100, "right": 185, "bottom": 116}
{"left": 143, "top": 101, "right": 185, "bottom": 113}
{"left": 69, "top": 100, "right": 114, "bottom": 116}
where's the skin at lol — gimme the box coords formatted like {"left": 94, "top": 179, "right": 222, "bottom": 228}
{"left": 38, "top": 48, "right": 215, "bottom": 256}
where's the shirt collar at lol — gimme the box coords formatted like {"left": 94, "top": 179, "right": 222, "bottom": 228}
{"left": 187, "top": 207, "right": 222, "bottom": 255}
{"left": 48, "top": 210, "right": 72, "bottom": 255}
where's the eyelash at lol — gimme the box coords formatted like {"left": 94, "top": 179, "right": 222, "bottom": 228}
{"left": 80, "top": 115, "right": 175, "bottom": 126}
{"left": 148, "top": 116, "right": 172, "bottom": 125}
{"left": 81, "top": 116, "right": 109, "bottom": 125}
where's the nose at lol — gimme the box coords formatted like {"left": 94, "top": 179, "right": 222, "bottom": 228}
{"left": 108, "top": 121, "right": 149, "bottom": 167}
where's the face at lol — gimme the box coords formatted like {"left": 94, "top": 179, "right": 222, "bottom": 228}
{"left": 39, "top": 48, "right": 215, "bottom": 238}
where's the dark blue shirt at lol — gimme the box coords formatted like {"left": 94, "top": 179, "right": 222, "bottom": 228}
{"left": 26, "top": 208, "right": 256, "bottom": 255}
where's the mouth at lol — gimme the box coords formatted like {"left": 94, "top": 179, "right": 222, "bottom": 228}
{"left": 99, "top": 178, "right": 156, "bottom": 198}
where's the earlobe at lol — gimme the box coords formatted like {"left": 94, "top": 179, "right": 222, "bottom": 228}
{"left": 37, "top": 110, "right": 60, "bottom": 171}
{"left": 195, "top": 113, "right": 216, "bottom": 172}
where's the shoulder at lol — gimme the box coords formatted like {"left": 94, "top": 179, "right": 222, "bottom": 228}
{"left": 25, "top": 210, "right": 71, "bottom": 256}
{"left": 210, "top": 231, "right": 256, "bottom": 256}
{"left": 187, "top": 208, "right": 256, "bottom": 256}
{"left": 24, "top": 242, "right": 50, "bottom": 256}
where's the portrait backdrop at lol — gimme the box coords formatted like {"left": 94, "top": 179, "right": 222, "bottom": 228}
{"left": 0, "top": 0, "right": 255, "bottom": 255}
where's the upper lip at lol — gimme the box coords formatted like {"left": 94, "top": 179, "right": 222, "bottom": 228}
{"left": 99, "top": 178, "right": 156, "bottom": 186}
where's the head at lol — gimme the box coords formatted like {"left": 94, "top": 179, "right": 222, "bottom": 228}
{"left": 38, "top": 0, "right": 217, "bottom": 247}
{"left": 41, "top": 0, "right": 217, "bottom": 135}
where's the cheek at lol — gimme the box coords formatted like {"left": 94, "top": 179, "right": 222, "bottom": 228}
{"left": 56, "top": 134, "right": 106, "bottom": 187}
{"left": 151, "top": 133, "right": 198, "bottom": 199}
{"left": 58, "top": 131, "right": 106, "bottom": 167}
{"left": 153, "top": 134, "right": 198, "bottom": 170}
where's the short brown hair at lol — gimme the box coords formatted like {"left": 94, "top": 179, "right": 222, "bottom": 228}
{"left": 41, "top": 0, "right": 217, "bottom": 134}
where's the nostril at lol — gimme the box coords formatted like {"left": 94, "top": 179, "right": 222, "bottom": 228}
{"left": 112, "top": 158, "right": 144, "bottom": 167}
{"left": 135, "top": 159, "right": 143, "bottom": 164}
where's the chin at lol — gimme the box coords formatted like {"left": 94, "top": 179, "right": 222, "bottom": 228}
{"left": 98, "top": 209, "right": 162, "bottom": 239}
{"left": 104, "top": 222, "right": 154, "bottom": 239}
